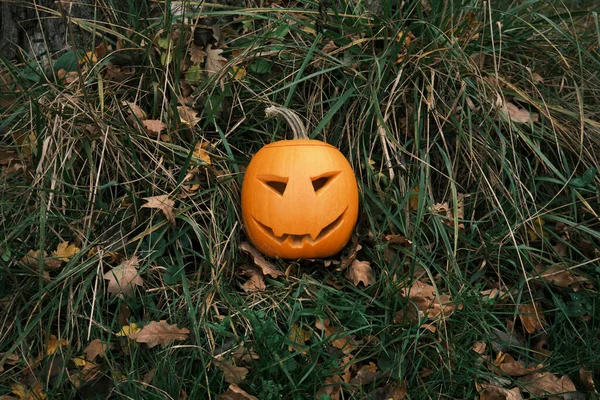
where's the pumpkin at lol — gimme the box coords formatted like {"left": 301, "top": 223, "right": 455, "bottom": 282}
{"left": 241, "top": 106, "right": 359, "bottom": 259}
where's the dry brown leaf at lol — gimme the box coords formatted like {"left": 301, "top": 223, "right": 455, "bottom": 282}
{"left": 214, "top": 358, "right": 249, "bottom": 384}
{"left": 475, "top": 382, "right": 523, "bottom": 400}
{"left": 142, "top": 120, "right": 166, "bottom": 138}
{"left": 494, "top": 352, "right": 543, "bottom": 377}
{"left": 45, "top": 333, "right": 68, "bottom": 356}
{"left": 141, "top": 195, "right": 175, "bottom": 224}
{"left": 340, "top": 242, "right": 361, "bottom": 270}
{"left": 288, "top": 323, "right": 311, "bottom": 352}
{"left": 239, "top": 265, "right": 266, "bottom": 293}
{"left": 219, "top": 383, "right": 259, "bottom": 400}
{"left": 84, "top": 339, "right": 107, "bottom": 361}
{"left": 177, "top": 106, "right": 201, "bottom": 127}
{"left": 51, "top": 242, "right": 80, "bottom": 262}
{"left": 345, "top": 259, "right": 374, "bottom": 286}
{"left": 188, "top": 44, "right": 206, "bottom": 64}
{"left": 384, "top": 234, "right": 412, "bottom": 245}
{"left": 129, "top": 320, "right": 190, "bottom": 348}
{"left": 409, "top": 187, "right": 420, "bottom": 211}
{"left": 534, "top": 264, "right": 589, "bottom": 291}
{"left": 122, "top": 101, "right": 147, "bottom": 120}
{"left": 11, "top": 380, "right": 46, "bottom": 400}
{"left": 239, "top": 242, "right": 283, "bottom": 278}
{"left": 0, "top": 353, "right": 19, "bottom": 373}
{"left": 579, "top": 366, "right": 596, "bottom": 392}
{"left": 473, "top": 341, "right": 487, "bottom": 355}
{"left": 143, "top": 368, "right": 156, "bottom": 384}
{"left": 103, "top": 256, "right": 144, "bottom": 298}
{"left": 192, "top": 141, "right": 211, "bottom": 165}
{"left": 498, "top": 99, "right": 539, "bottom": 124}
{"left": 205, "top": 44, "right": 227, "bottom": 77}
{"left": 0, "top": 150, "right": 19, "bottom": 165}
{"left": 350, "top": 362, "right": 378, "bottom": 385}
{"left": 20, "top": 250, "right": 62, "bottom": 270}
{"left": 518, "top": 302, "right": 546, "bottom": 334}
{"left": 316, "top": 375, "right": 342, "bottom": 400}
{"left": 70, "top": 361, "right": 104, "bottom": 388}
{"left": 315, "top": 319, "right": 357, "bottom": 354}
{"left": 520, "top": 371, "right": 576, "bottom": 398}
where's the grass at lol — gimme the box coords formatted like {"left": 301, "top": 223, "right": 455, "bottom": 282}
{"left": 0, "top": 0, "right": 599, "bottom": 398}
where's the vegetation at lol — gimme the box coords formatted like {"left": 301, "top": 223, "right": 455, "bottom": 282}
{"left": 0, "top": 0, "right": 599, "bottom": 398}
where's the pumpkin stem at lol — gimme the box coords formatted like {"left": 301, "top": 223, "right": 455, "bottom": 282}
{"left": 265, "top": 106, "right": 308, "bottom": 140}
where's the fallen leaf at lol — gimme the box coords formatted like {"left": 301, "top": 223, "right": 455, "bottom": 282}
{"left": 46, "top": 333, "right": 68, "bottom": 356}
{"left": 401, "top": 279, "right": 460, "bottom": 321}
{"left": 141, "top": 195, "right": 175, "bottom": 224}
{"left": 579, "top": 366, "right": 596, "bottom": 392}
{"left": 214, "top": 358, "right": 249, "bottom": 384}
{"left": 520, "top": 371, "right": 576, "bottom": 398}
{"left": 219, "top": 383, "right": 259, "bottom": 400}
{"left": 518, "top": 302, "right": 546, "bottom": 334}
{"left": 0, "top": 353, "right": 19, "bottom": 373}
{"left": 316, "top": 375, "right": 342, "bottom": 400}
{"left": 473, "top": 341, "right": 487, "bottom": 355}
{"left": 143, "top": 368, "right": 156, "bottom": 384}
{"left": 498, "top": 99, "right": 539, "bottom": 124}
{"left": 350, "top": 362, "right": 378, "bottom": 385}
{"left": 0, "top": 150, "right": 18, "bottom": 165}
{"left": 534, "top": 264, "right": 589, "bottom": 291}
{"left": 103, "top": 256, "right": 144, "bottom": 298}
{"left": 239, "top": 242, "right": 283, "bottom": 278}
{"left": 116, "top": 322, "right": 140, "bottom": 337}
{"left": 11, "top": 380, "right": 46, "bottom": 400}
{"left": 142, "top": 120, "right": 166, "bottom": 138}
{"left": 84, "top": 339, "right": 107, "bottom": 361}
{"left": 188, "top": 44, "right": 206, "bottom": 64}
{"left": 177, "top": 106, "right": 201, "bottom": 127}
{"left": 288, "top": 323, "right": 311, "bottom": 352}
{"left": 129, "top": 320, "right": 189, "bottom": 348}
{"left": 386, "top": 381, "right": 408, "bottom": 399}
{"left": 384, "top": 234, "right": 412, "bottom": 245}
{"left": 494, "top": 352, "right": 543, "bottom": 377}
{"left": 192, "top": 141, "right": 211, "bottom": 165}
{"left": 526, "top": 217, "right": 547, "bottom": 241}
{"left": 122, "top": 101, "right": 147, "bottom": 121}
{"left": 205, "top": 44, "right": 227, "bottom": 77}
{"left": 345, "top": 259, "right": 374, "bottom": 286}
{"left": 231, "top": 66, "right": 246, "bottom": 81}
{"left": 51, "top": 242, "right": 80, "bottom": 262}
{"left": 20, "top": 250, "right": 62, "bottom": 270}
{"left": 340, "top": 242, "right": 361, "bottom": 270}
{"left": 315, "top": 319, "right": 357, "bottom": 354}
{"left": 239, "top": 265, "right": 266, "bottom": 293}
{"left": 475, "top": 382, "right": 523, "bottom": 400}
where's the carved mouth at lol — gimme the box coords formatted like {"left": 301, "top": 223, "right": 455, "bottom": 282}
{"left": 254, "top": 208, "right": 347, "bottom": 248}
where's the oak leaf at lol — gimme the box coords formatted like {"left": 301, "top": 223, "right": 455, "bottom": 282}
{"left": 475, "top": 382, "right": 523, "bottom": 400}
{"left": 205, "top": 44, "right": 227, "bottom": 77}
{"left": 129, "top": 320, "right": 190, "bottom": 348}
{"left": 122, "top": 101, "right": 147, "bottom": 120}
{"left": 104, "top": 256, "right": 144, "bottom": 298}
{"left": 240, "top": 242, "right": 283, "bottom": 278}
{"left": 520, "top": 372, "right": 576, "bottom": 398}
{"left": 84, "top": 339, "right": 107, "bottom": 361}
{"left": 141, "top": 195, "right": 175, "bottom": 224}
{"left": 239, "top": 265, "right": 266, "bottom": 293}
{"left": 345, "top": 259, "right": 374, "bottom": 286}
{"left": 177, "top": 106, "right": 200, "bottom": 127}
{"left": 189, "top": 44, "right": 207, "bottom": 64}
{"left": 214, "top": 358, "right": 248, "bottom": 384}
{"left": 494, "top": 352, "right": 542, "bottom": 377}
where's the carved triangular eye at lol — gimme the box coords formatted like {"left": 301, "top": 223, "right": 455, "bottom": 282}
{"left": 311, "top": 171, "right": 341, "bottom": 194}
{"left": 259, "top": 175, "right": 288, "bottom": 196}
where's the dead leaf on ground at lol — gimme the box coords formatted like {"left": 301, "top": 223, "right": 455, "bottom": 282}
{"left": 400, "top": 279, "right": 461, "bottom": 320}
{"left": 350, "top": 362, "right": 378, "bottom": 385}
{"left": 520, "top": 371, "right": 576, "bottom": 398}
{"left": 219, "top": 383, "right": 259, "bottom": 400}
{"left": 214, "top": 358, "right": 249, "bottom": 384}
{"left": 189, "top": 44, "right": 207, "bottom": 64}
{"left": 69, "top": 361, "right": 104, "bottom": 388}
{"left": 103, "top": 256, "right": 144, "bottom": 298}
{"left": 384, "top": 234, "right": 412, "bottom": 245}
{"left": 315, "top": 319, "right": 357, "bottom": 354}
{"left": 475, "top": 382, "right": 523, "bottom": 400}
{"left": 11, "top": 380, "right": 46, "bottom": 400}
{"left": 129, "top": 320, "right": 190, "bottom": 348}
{"left": 494, "top": 352, "right": 543, "bottom": 377}
{"left": 534, "top": 264, "right": 590, "bottom": 291}
{"left": 518, "top": 302, "right": 546, "bottom": 334}
{"left": 239, "top": 242, "right": 283, "bottom": 278}
{"left": 177, "top": 105, "right": 201, "bottom": 127}
{"left": 142, "top": 120, "right": 166, "bottom": 138}
{"left": 122, "top": 101, "right": 147, "bottom": 121}
{"left": 239, "top": 265, "right": 266, "bottom": 293}
{"left": 497, "top": 99, "right": 539, "bottom": 124}
{"left": 141, "top": 195, "right": 175, "bottom": 224}
{"left": 316, "top": 375, "right": 342, "bottom": 400}
{"left": 51, "top": 242, "right": 80, "bottom": 262}
{"left": 345, "top": 259, "right": 374, "bottom": 286}
{"left": 20, "top": 250, "right": 62, "bottom": 270}
{"left": 192, "top": 141, "right": 211, "bottom": 165}
{"left": 385, "top": 381, "right": 408, "bottom": 399}
{"left": 84, "top": 339, "right": 107, "bottom": 361}
{"left": 288, "top": 323, "right": 311, "bottom": 352}
{"left": 45, "top": 333, "right": 68, "bottom": 356}
{"left": 340, "top": 242, "right": 361, "bottom": 270}
{"left": 205, "top": 44, "right": 227, "bottom": 77}
{"left": 0, "top": 353, "right": 19, "bottom": 373}
{"left": 116, "top": 322, "right": 140, "bottom": 337}
{"left": 579, "top": 366, "right": 596, "bottom": 392}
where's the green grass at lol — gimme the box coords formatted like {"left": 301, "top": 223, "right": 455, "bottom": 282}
{"left": 1, "top": 0, "right": 599, "bottom": 398}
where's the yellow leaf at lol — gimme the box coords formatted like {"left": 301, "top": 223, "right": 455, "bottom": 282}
{"left": 231, "top": 66, "right": 246, "bottom": 81}
{"left": 72, "top": 357, "right": 87, "bottom": 367}
{"left": 51, "top": 242, "right": 80, "bottom": 262}
{"left": 46, "top": 334, "right": 68, "bottom": 356}
{"left": 116, "top": 323, "right": 140, "bottom": 337}
{"left": 12, "top": 380, "right": 46, "bottom": 400}
{"left": 193, "top": 142, "right": 211, "bottom": 165}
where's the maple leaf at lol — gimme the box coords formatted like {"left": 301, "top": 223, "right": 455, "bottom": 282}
{"left": 214, "top": 358, "right": 249, "bottom": 384}
{"left": 129, "top": 320, "right": 190, "bottom": 348}
{"left": 205, "top": 44, "right": 227, "bottom": 77}
{"left": 103, "top": 256, "right": 144, "bottom": 298}
{"left": 142, "top": 120, "right": 166, "bottom": 138}
{"left": 51, "top": 241, "right": 80, "bottom": 262}
{"left": 141, "top": 195, "right": 175, "bottom": 224}
{"left": 240, "top": 242, "right": 283, "bottom": 278}
{"left": 177, "top": 106, "right": 201, "bottom": 127}
{"left": 345, "top": 259, "right": 374, "bottom": 286}
{"left": 219, "top": 383, "right": 259, "bottom": 400}
{"left": 84, "top": 339, "right": 107, "bottom": 361}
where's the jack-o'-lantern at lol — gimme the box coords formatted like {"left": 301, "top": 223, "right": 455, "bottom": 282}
{"left": 241, "top": 106, "right": 359, "bottom": 259}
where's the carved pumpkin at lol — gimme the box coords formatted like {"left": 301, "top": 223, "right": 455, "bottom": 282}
{"left": 241, "top": 107, "right": 359, "bottom": 259}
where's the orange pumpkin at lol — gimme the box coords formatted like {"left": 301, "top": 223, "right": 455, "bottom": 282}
{"left": 241, "top": 107, "right": 359, "bottom": 259}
